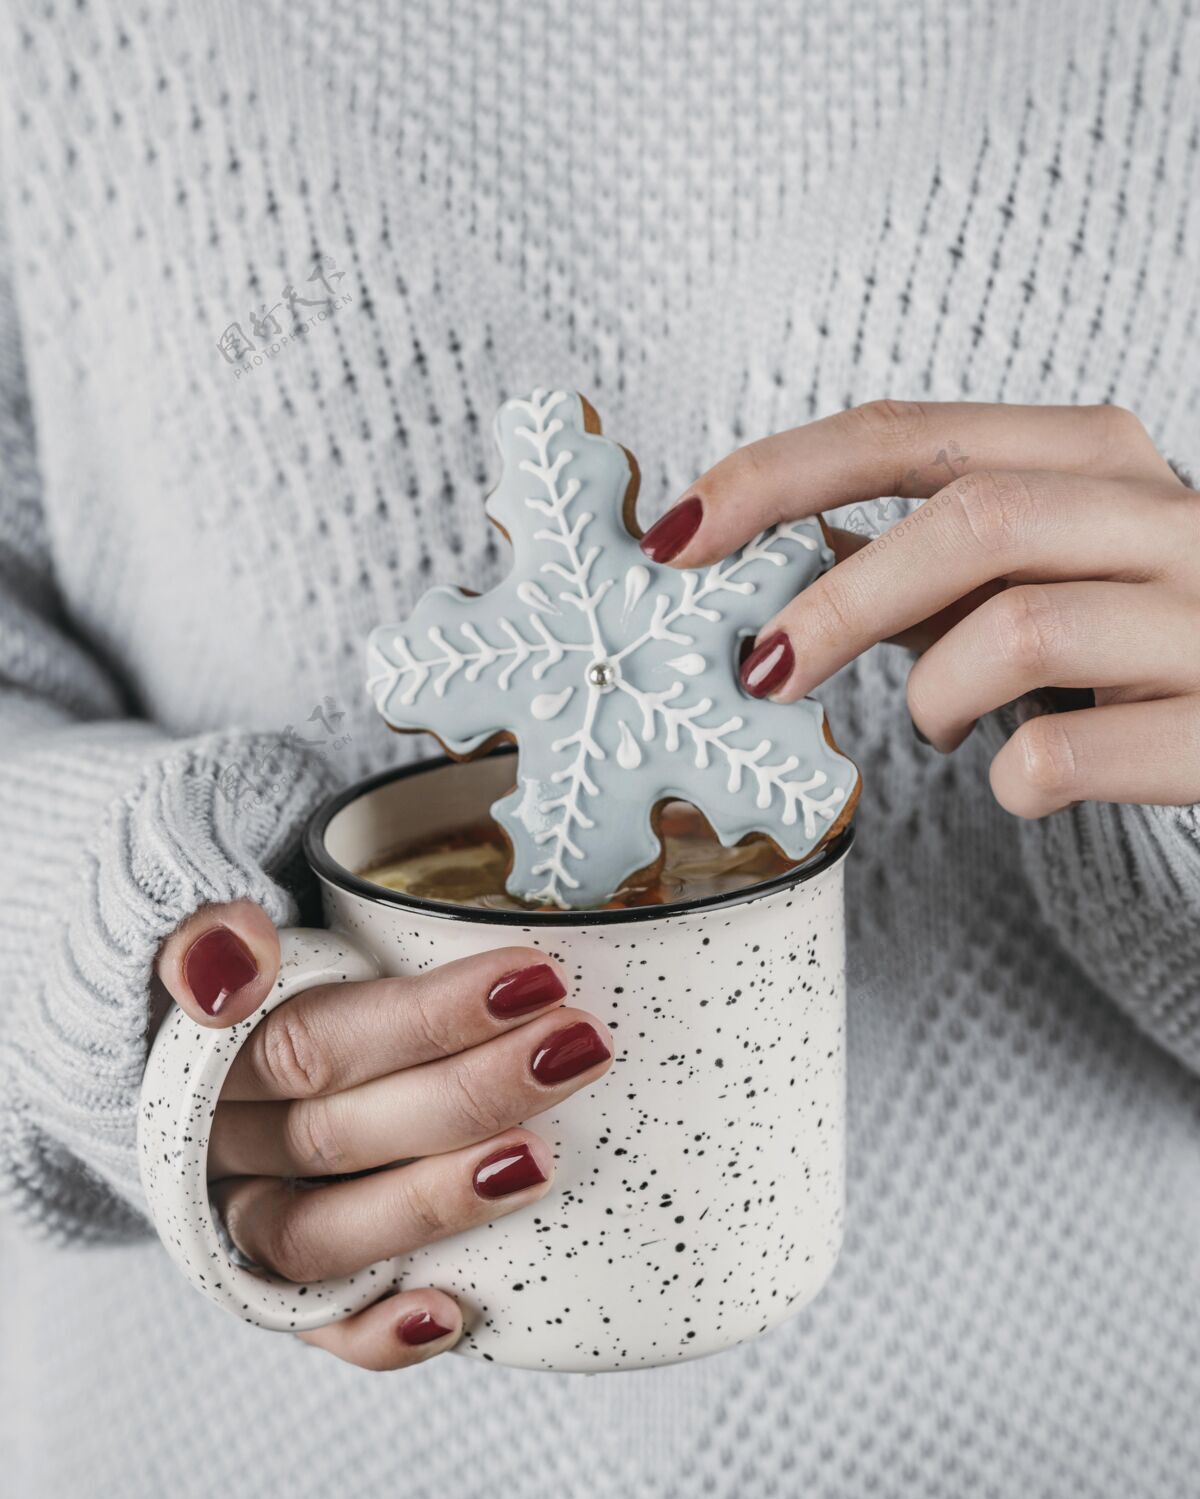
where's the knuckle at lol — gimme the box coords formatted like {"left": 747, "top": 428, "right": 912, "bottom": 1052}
{"left": 991, "top": 587, "right": 1061, "bottom": 674}
{"left": 719, "top": 439, "right": 784, "bottom": 521}
{"left": 395, "top": 1172, "right": 450, "bottom": 1245}
{"left": 735, "top": 437, "right": 773, "bottom": 485}
{"left": 266, "top": 1203, "right": 323, "bottom": 1284}
{"left": 805, "top": 574, "right": 858, "bottom": 651}
{"left": 284, "top": 1094, "right": 345, "bottom": 1175}
{"left": 253, "top": 1006, "right": 332, "bottom": 1099}
{"left": 440, "top": 1059, "right": 508, "bottom": 1141}
{"left": 1164, "top": 491, "right": 1200, "bottom": 568}
{"left": 948, "top": 469, "right": 1040, "bottom": 555}
{"left": 849, "top": 398, "right": 930, "bottom": 454}
{"left": 1088, "top": 403, "right": 1151, "bottom": 464}
{"left": 407, "top": 983, "right": 464, "bottom": 1059}
{"left": 1014, "top": 716, "right": 1078, "bottom": 800}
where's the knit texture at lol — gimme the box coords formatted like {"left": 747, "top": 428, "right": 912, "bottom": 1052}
{"left": 1, "top": 1, "right": 1199, "bottom": 1495}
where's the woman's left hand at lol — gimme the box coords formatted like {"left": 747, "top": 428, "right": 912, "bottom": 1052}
{"left": 639, "top": 400, "right": 1200, "bottom": 817}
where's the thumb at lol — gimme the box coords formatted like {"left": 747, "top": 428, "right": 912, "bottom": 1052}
{"left": 155, "top": 900, "right": 281, "bottom": 1028}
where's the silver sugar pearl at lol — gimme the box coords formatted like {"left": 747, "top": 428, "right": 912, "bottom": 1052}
{"left": 587, "top": 659, "right": 616, "bottom": 690}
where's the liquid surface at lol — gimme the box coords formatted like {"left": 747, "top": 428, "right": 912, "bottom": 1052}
{"left": 359, "top": 802, "right": 798, "bottom": 911}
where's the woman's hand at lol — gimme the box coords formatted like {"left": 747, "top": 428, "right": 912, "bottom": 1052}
{"left": 156, "top": 902, "right": 611, "bottom": 1369}
{"left": 640, "top": 401, "right": 1200, "bottom": 816}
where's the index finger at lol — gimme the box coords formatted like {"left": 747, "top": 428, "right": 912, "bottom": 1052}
{"left": 221, "top": 946, "right": 568, "bottom": 1100}
{"left": 740, "top": 467, "right": 1176, "bottom": 703}
{"left": 640, "top": 400, "right": 1175, "bottom": 567}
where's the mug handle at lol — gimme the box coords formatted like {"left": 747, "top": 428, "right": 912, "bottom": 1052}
{"left": 138, "top": 927, "right": 406, "bottom": 1333}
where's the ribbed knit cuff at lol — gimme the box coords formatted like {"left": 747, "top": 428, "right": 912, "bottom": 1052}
{"left": 0, "top": 729, "right": 341, "bottom": 1244}
{"left": 979, "top": 703, "right": 1200, "bottom": 1073}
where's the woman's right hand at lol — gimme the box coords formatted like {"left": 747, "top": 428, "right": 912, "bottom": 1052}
{"left": 155, "top": 901, "right": 613, "bottom": 1370}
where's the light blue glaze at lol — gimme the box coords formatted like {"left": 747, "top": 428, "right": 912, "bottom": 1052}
{"left": 368, "top": 390, "right": 859, "bottom": 908}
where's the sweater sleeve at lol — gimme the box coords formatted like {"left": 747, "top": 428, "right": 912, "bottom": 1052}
{"left": 0, "top": 188, "right": 340, "bottom": 1245}
{"left": 978, "top": 694, "right": 1200, "bottom": 1077}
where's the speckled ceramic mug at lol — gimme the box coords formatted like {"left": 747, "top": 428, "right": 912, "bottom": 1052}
{"left": 138, "top": 751, "right": 852, "bottom": 1373}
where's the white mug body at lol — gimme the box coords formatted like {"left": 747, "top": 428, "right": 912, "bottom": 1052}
{"left": 310, "top": 753, "right": 850, "bottom": 1372}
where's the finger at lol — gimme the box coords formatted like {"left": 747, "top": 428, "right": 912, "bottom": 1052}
{"left": 741, "top": 469, "right": 1187, "bottom": 703}
{"left": 215, "top": 1127, "right": 554, "bottom": 1282}
{"left": 155, "top": 900, "right": 280, "bottom": 1028}
{"left": 299, "top": 1288, "right": 462, "bottom": 1369}
{"left": 828, "top": 525, "right": 1004, "bottom": 654}
{"left": 642, "top": 400, "right": 1178, "bottom": 567}
{"left": 222, "top": 946, "right": 569, "bottom": 1101}
{"left": 908, "top": 582, "right": 1200, "bottom": 752}
{"left": 298, "top": 1289, "right": 463, "bottom": 1370}
{"left": 209, "top": 1008, "right": 612, "bottom": 1179}
{"left": 989, "top": 693, "right": 1200, "bottom": 818}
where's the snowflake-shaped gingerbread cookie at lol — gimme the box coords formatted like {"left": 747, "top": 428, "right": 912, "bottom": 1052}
{"left": 367, "top": 389, "right": 860, "bottom": 908}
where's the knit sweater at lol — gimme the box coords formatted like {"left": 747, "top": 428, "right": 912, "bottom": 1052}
{"left": 2, "top": 1, "right": 1199, "bottom": 1494}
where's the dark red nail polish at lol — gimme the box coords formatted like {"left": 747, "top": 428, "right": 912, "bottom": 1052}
{"left": 531, "top": 1021, "right": 612, "bottom": 1086}
{"left": 473, "top": 1143, "right": 548, "bottom": 1200}
{"left": 183, "top": 926, "right": 258, "bottom": 1016}
{"left": 487, "top": 963, "right": 567, "bottom": 1019}
{"left": 639, "top": 495, "right": 703, "bottom": 563}
{"left": 398, "top": 1310, "right": 454, "bottom": 1346}
{"left": 740, "top": 631, "right": 795, "bottom": 698}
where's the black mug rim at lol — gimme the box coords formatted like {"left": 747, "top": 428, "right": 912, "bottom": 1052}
{"left": 304, "top": 750, "right": 856, "bottom": 928}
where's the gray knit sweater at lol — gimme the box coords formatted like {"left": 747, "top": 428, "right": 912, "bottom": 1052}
{"left": 2, "top": 2, "right": 1199, "bottom": 1495}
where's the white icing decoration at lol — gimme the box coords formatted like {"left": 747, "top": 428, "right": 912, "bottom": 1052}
{"left": 366, "top": 610, "right": 573, "bottom": 705}
{"left": 622, "top": 564, "right": 650, "bottom": 618}
{"left": 517, "top": 580, "right": 559, "bottom": 615}
{"left": 507, "top": 395, "right": 615, "bottom": 903}
{"left": 367, "top": 389, "right": 855, "bottom": 908}
{"left": 531, "top": 686, "right": 575, "bottom": 721}
{"left": 616, "top": 719, "right": 642, "bottom": 770}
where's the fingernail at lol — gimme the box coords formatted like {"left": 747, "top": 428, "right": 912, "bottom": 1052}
{"left": 183, "top": 926, "right": 258, "bottom": 1016}
{"left": 639, "top": 495, "right": 703, "bottom": 563}
{"left": 487, "top": 963, "right": 567, "bottom": 1019}
{"left": 740, "top": 631, "right": 795, "bottom": 698}
{"left": 911, "top": 716, "right": 931, "bottom": 746}
{"left": 531, "top": 1020, "right": 612, "bottom": 1085}
{"left": 398, "top": 1310, "right": 454, "bottom": 1346}
{"left": 473, "top": 1142, "right": 548, "bottom": 1200}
